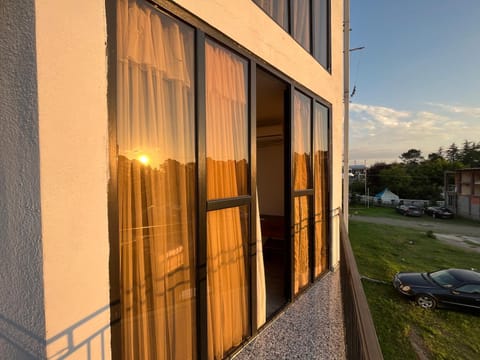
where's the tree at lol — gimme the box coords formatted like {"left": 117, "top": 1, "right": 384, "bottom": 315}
{"left": 379, "top": 164, "right": 412, "bottom": 197}
{"left": 366, "top": 162, "right": 391, "bottom": 195}
{"left": 427, "top": 148, "right": 444, "bottom": 161}
{"left": 399, "top": 149, "right": 424, "bottom": 165}
{"left": 445, "top": 143, "right": 460, "bottom": 163}
{"left": 353, "top": 141, "right": 479, "bottom": 203}
{"left": 460, "top": 140, "right": 480, "bottom": 167}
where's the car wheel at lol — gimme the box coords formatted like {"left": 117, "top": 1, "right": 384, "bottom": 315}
{"left": 416, "top": 294, "right": 436, "bottom": 309}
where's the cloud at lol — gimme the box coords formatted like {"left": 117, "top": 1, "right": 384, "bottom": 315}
{"left": 426, "top": 103, "right": 480, "bottom": 118}
{"left": 349, "top": 102, "right": 480, "bottom": 165}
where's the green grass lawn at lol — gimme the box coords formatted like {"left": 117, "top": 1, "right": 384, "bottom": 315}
{"left": 349, "top": 220, "right": 480, "bottom": 360}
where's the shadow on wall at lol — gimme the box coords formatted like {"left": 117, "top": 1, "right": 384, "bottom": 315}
{"left": 0, "top": 301, "right": 119, "bottom": 359}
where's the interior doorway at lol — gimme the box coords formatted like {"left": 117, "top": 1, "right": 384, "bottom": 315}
{"left": 256, "top": 67, "right": 289, "bottom": 319}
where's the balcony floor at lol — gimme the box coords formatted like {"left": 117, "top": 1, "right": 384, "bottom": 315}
{"left": 234, "top": 270, "right": 346, "bottom": 359}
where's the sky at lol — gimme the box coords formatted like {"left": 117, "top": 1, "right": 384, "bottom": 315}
{"left": 349, "top": 0, "right": 480, "bottom": 165}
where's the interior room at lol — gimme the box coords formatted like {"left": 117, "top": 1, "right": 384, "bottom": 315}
{"left": 256, "top": 67, "right": 290, "bottom": 319}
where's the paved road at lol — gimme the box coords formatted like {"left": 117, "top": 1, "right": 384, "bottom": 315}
{"left": 350, "top": 215, "right": 480, "bottom": 253}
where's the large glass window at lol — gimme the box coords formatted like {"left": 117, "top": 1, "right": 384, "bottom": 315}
{"left": 293, "top": 91, "right": 312, "bottom": 191}
{"left": 207, "top": 206, "right": 249, "bottom": 359}
{"left": 253, "top": 0, "right": 289, "bottom": 31}
{"left": 313, "top": 102, "right": 329, "bottom": 277}
{"left": 292, "top": 91, "right": 330, "bottom": 291}
{"left": 206, "top": 40, "right": 249, "bottom": 200}
{"left": 205, "top": 40, "right": 253, "bottom": 359}
{"left": 294, "top": 195, "right": 310, "bottom": 294}
{"left": 292, "top": 0, "right": 311, "bottom": 51}
{"left": 116, "top": 0, "right": 196, "bottom": 358}
{"left": 293, "top": 90, "right": 312, "bottom": 294}
{"left": 313, "top": 0, "right": 329, "bottom": 68}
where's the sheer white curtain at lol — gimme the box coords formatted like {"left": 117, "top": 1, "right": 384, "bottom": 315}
{"left": 256, "top": 193, "right": 266, "bottom": 329}
{"left": 254, "top": 0, "right": 289, "bottom": 31}
{"left": 117, "top": 0, "right": 196, "bottom": 359}
{"left": 205, "top": 41, "right": 266, "bottom": 359}
{"left": 292, "top": 0, "right": 311, "bottom": 51}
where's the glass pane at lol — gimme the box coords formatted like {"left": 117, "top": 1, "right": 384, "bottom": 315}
{"left": 313, "top": 0, "right": 329, "bottom": 68}
{"left": 292, "top": 0, "right": 311, "bottom": 51}
{"left": 207, "top": 206, "right": 250, "bottom": 359}
{"left": 294, "top": 196, "right": 310, "bottom": 294}
{"left": 313, "top": 102, "right": 329, "bottom": 277}
{"left": 254, "top": 0, "right": 289, "bottom": 31}
{"left": 116, "top": 0, "right": 196, "bottom": 358}
{"left": 293, "top": 90, "right": 312, "bottom": 190}
{"left": 206, "top": 40, "right": 249, "bottom": 200}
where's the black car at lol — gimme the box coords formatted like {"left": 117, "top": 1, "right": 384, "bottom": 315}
{"left": 395, "top": 205, "right": 422, "bottom": 217}
{"left": 424, "top": 206, "right": 454, "bottom": 219}
{"left": 393, "top": 268, "right": 480, "bottom": 310}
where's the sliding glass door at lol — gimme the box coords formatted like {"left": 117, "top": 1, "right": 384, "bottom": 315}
{"left": 205, "top": 39, "right": 252, "bottom": 359}
{"left": 292, "top": 90, "right": 330, "bottom": 294}
{"left": 116, "top": 0, "right": 197, "bottom": 358}
{"left": 292, "top": 90, "right": 312, "bottom": 294}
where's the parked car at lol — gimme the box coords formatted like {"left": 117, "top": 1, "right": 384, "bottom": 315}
{"left": 395, "top": 205, "right": 422, "bottom": 217}
{"left": 424, "top": 206, "right": 454, "bottom": 219}
{"left": 393, "top": 268, "right": 480, "bottom": 310}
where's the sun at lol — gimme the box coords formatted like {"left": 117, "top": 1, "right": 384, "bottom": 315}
{"left": 138, "top": 154, "right": 150, "bottom": 165}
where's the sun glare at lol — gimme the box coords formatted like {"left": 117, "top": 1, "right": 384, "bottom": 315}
{"left": 138, "top": 154, "right": 150, "bottom": 165}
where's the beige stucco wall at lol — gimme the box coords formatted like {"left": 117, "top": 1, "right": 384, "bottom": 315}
{"left": 35, "top": 1, "right": 111, "bottom": 358}
{"left": 173, "top": 0, "right": 345, "bottom": 265}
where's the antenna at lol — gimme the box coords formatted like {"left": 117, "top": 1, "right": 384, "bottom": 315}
{"left": 349, "top": 46, "right": 365, "bottom": 100}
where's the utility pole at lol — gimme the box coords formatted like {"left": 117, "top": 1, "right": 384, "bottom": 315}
{"left": 364, "top": 161, "right": 368, "bottom": 208}
{"left": 343, "top": 17, "right": 365, "bottom": 223}
{"left": 343, "top": 0, "right": 351, "bottom": 228}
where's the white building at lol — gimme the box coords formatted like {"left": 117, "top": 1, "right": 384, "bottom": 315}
{"left": 0, "top": 1, "right": 348, "bottom": 358}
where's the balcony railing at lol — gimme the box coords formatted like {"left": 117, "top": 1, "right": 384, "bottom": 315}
{"left": 339, "top": 215, "right": 383, "bottom": 360}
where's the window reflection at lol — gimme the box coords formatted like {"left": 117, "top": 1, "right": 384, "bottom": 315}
{"left": 292, "top": 0, "right": 311, "bottom": 51}
{"left": 313, "top": 0, "right": 329, "bottom": 68}
{"left": 207, "top": 206, "right": 250, "bottom": 359}
{"left": 253, "top": 0, "right": 289, "bottom": 31}
{"left": 206, "top": 40, "right": 249, "bottom": 200}
{"left": 293, "top": 90, "right": 312, "bottom": 190}
{"left": 116, "top": 1, "right": 196, "bottom": 358}
{"left": 314, "top": 102, "right": 329, "bottom": 277}
{"left": 294, "top": 196, "right": 310, "bottom": 294}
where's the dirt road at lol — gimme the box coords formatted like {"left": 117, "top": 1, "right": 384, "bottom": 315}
{"left": 350, "top": 215, "right": 480, "bottom": 253}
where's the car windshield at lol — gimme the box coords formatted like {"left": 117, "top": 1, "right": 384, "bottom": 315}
{"left": 429, "top": 270, "right": 461, "bottom": 288}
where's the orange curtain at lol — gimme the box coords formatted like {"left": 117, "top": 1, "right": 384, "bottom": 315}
{"left": 294, "top": 196, "right": 310, "bottom": 294}
{"left": 117, "top": 0, "right": 196, "bottom": 359}
{"left": 205, "top": 40, "right": 255, "bottom": 359}
{"left": 314, "top": 103, "right": 329, "bottom": 277}
{"left": 293, "top": 91, "right": 311, "bottom": 294}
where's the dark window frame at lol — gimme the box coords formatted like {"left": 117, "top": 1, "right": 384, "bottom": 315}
{"left": 290, "top": 89, "right": 331, "bottom": 295}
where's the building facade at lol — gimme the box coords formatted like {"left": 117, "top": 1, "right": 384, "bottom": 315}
{"left": 0, "top": 0, "right": 347, "bottom": 358}
{"left": 445, "top": 168, "right": 480, "bottom": 221}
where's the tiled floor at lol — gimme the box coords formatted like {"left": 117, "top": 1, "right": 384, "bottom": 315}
{"left": 234, "top": 270, "right": 346, "bottom": 360}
